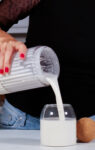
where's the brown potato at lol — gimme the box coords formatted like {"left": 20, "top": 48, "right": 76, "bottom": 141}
{"left": 77, "top": 117, "right": 95, "bottom": 142}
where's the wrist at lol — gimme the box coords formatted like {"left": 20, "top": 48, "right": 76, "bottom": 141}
{"left": 0, "top": 29, "right": 16, "bottom": 41}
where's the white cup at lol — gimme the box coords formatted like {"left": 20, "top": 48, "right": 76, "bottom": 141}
{"left": 40, "top": 104, "right": 76, "bottom": 147}
{"left": 0, "top": 46, "right": 60, "bottom": 94}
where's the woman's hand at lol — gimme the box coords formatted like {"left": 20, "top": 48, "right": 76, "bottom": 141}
{"left": 0, "top": 29, "right": 27, "bottom": 75}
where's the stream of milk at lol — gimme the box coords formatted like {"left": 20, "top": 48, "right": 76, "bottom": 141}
{"left": 46, "top": 74, "right": 65, "bottom": 120}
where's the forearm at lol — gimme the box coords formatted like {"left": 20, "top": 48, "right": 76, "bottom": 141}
{"left": 0, "top": 0, "right": 40, "bottom": 31}
{"left": 0, "top": 28, "right": 15, "bottom": 40}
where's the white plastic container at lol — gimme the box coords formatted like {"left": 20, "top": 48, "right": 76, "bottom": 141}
{"left": 40, "top": 104, "right": 76, "bottom": 147}
{"left": 0, "top": 46, "right": 60, "bottom": 94}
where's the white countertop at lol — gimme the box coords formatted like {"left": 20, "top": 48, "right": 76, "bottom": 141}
{"left": 0, "top": 130, "right": 95, "bottom": 150}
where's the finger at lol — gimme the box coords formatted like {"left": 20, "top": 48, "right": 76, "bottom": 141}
{"left": 0, "top": 43, "right": 7, "bottom": 75}
{"left": 0, "top": 52, "right": 4, "bottom": 75}
{"left": 4, "top": 43, "right": 14, "bottom": 74}
{"left": 12, "top": 41, "right": 27, "bottom": 60}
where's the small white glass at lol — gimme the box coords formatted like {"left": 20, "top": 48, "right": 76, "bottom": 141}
{"left": 40, "top": 104, "right": 76, "bottom": 147}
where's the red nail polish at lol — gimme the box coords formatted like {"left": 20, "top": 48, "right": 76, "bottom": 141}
{"left": 20, "top": 53, "right": 25, "bottom": 58}
{"left": 5, "top": 67, "right": 9, "bottom": 73}
{"left": 0, "top": 69, "right": 4, "bottom": 74}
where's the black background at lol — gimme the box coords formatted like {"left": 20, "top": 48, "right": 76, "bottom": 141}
{"left": 6, "top": 0, "right": 95, "bottom": 119}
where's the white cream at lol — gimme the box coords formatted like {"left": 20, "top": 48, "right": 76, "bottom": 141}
{"left": 40, "top": 118, "right": 76, "bottom": 146}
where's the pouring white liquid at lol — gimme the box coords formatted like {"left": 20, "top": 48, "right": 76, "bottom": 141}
{"left": 46, "top": 74, "right": 65, "bottom": 120}
{"left": 40, "top": 74, "right": 76, "bottom": 146}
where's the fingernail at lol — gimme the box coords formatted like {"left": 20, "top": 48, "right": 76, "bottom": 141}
{"left": 5, "top": 67, "right": 9, "bottom": 73}
{"left": 0, "top": 69, "right": 4, "bottom": 74}
{"left": 20, "top": 53, "right": 25, "bottom": 58}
